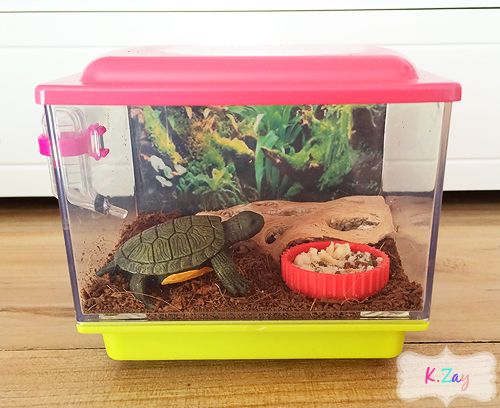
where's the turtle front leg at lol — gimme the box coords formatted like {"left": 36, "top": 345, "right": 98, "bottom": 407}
{"left": 210, "top": 250, "right": 250, "bottom": 296}
{"left": 129, "top": 274, "right": 156, "bottom": 309}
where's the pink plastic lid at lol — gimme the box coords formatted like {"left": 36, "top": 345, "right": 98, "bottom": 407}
{"left": 35, "top": 46, "right": 461, "bottom": 106}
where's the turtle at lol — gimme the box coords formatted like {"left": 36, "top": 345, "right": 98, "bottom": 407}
{"left": 96, "top": 211, "right": 264, "bottom": 305}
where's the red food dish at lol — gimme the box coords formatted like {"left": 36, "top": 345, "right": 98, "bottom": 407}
{"left": 281, "top": 240, "right": 390, "bottom": 300}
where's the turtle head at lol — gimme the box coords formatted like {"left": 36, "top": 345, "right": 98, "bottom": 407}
{"left": 223, "top": 211, "right": 264, "bottom": 246}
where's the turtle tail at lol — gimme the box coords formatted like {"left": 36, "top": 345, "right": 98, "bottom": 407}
{"left": 96, "top": 260, "right": 116, "bottom": 277}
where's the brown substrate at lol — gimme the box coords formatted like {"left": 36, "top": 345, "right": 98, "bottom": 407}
{"left": 82, "top": 213, "right": 423, "bottom": 320}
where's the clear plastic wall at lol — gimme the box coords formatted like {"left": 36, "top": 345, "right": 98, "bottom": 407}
{"left": 43, "top": 103, "right": 451, "bottom": 322}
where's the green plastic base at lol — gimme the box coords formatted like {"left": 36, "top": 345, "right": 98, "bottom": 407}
{"left": 78, "top": 320, "right": 429, "bottom": 360}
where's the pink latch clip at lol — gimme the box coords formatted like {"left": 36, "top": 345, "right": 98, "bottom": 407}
{"left": 38, "top": 123, "right": 108, "bottom": 160}
{"left": 87, "top": 123, "right": 109, "bottom": 160}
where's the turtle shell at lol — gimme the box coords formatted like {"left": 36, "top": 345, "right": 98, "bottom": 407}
{"left": 115, "top": 215, "right": 225, "bottom": 275}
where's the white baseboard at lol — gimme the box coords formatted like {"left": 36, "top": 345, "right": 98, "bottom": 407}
{"left": 444, "top": 158, "right": 500, "bottom": 191}
{"left": 1, "top": 159, "right": 497, "bottom": 198}
{"left": 0, "top": 165, "right": 52, "bottom": 197}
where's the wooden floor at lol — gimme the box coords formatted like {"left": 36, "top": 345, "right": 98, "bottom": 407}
{"left": 1, "top": 193, "right": 499, "bottom": 407}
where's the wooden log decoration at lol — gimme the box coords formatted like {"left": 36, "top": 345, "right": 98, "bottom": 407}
{"left": 200, "top": 196, "right": 395, "bottom": 263}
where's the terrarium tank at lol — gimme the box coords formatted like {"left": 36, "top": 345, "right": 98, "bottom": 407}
{"left": 35, "top": 47, "right": 461, "bottom": 360}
